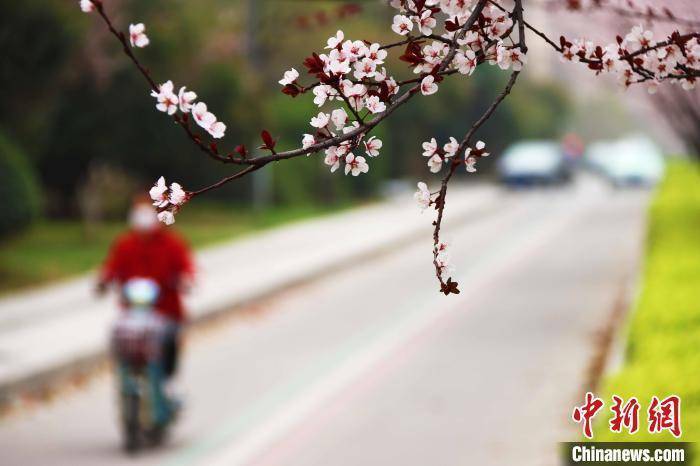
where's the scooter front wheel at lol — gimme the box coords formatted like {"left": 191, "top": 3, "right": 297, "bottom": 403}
{"left": 122, "top": 392, "right": 141, "bottom": 453}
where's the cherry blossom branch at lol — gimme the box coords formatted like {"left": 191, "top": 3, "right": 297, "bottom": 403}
{"left": 88, "top": 1, "right": 241, "bottom": 168}
{"left": 491, "top": 0, "right": 700, "bottom": 87}
{"left": 88, "top": 0, "right": 492, "bottom": 173}
{"left": 540, "top": 0, "right": 700, "bottom": 30}
{"left": 190, "top": 164, "right": 262, "bottom": 196}
{"left": 80, "top": 0, "right": 699, "bottom": 293}
{"left": 379, "top": 34, "right": 452, "bottom": 50}
{"left": 430, "top": 0, "right": 526, "bottom": 295}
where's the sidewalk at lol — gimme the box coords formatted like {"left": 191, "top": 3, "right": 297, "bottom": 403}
{"left": 0, "top": 185, "right": 498, "bottom": 401}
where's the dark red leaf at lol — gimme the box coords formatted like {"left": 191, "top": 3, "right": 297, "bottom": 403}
{"left": 260, "top": 130, "right": 277, "bottom": 151}
{"left": 440, "top": 278, "right": 460, "bottom": 295}
{"left": 445, "top": 19, "right": 460, "bottom": 32}
{"left": 303, "top": 53, "right": 325, "bottom": 75}
{"left": 282, "top": 84, "right": 300, "bottom": 97}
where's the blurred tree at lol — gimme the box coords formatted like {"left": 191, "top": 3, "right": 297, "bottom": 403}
{"left": 0, "top": 0, "right": 572, "bottom": 222}
{"left": 0, "top": 131, "right": 41, "bottom": 239}
{"left": 0, "top": 1, "right": 81, "bottom": 162}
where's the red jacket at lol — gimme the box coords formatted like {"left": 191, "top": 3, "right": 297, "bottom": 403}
{"left": 101, "top": 228, "right": 195, "bottom": 322}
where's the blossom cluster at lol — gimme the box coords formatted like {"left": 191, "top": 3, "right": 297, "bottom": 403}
{"left": 387, "top": 2, "right": 516, "bottom": 187}
{"left": 391, "top": 1, "right": 526, "bottom": 92}
{"left": 149, "top": 177, "right": 188, "bottom": 225}
{"left": 414, "top": 137, "right": 488, "bottom": 203}
{"left": 434, "top": 240, "right": 455, "bottom": 278}
{"left": 280, "top": 1, "right": 524, "bottom": 182}
{"left": 559, "top": 25, "right": 699, "bottom": 92}
{"left": 279, "top": 30, "right": 399, "bottom": 176}
{"left": 151, "top": 81, "right": 227, "bottom": 139}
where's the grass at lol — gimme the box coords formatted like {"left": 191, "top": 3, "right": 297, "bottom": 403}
{"left": 594, "top": 160, "right": 700, "bottom": 449}
{"left": 0, "top": 202, "right": 351, "bottom": 295}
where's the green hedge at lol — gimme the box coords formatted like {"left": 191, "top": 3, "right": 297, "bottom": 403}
{"left": 596, "top": 160, "right": 700, "bottom": 451}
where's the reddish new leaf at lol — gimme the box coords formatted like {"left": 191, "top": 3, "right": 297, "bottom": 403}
{"left": 260, "top": 130, "right": 277, "bottom": 151}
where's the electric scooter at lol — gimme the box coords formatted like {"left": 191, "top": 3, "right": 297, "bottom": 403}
{"left": 111, "top": 278, "right": 178, "bottom": 453}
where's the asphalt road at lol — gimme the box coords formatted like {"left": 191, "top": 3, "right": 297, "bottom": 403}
{"left": 0, "top": 177, "right": 649, "bottom": 466}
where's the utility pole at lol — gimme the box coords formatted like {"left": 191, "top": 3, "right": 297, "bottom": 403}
{"left": 247, "top": 0, "right": 272, "bottom": 210}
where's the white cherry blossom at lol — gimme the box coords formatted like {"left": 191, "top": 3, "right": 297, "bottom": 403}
{"left": 423, "top": 41, "right": 447, "bottom": 65}
{"left": 455, "top": 49, "right": 477, "bottom": 76}
{"left": 312, "top": 85, "right": 333, "bottom": 107}
{"left": 343, "top": 82, "right": 367, "bottom": 111}
{"left": 422, "top": 138, "right": 438, "bottom": 157}
{"left": 435, "top": 248, "right": 454, "bottom": 276}
{"left": 459, "top": 31, "right": 485, "bottom": 52}
{"left": 625, "top": 25, "right": 653, "bottom": 49}
{"left": 302, "top": 134, "right": 316, "bottom": 149}
{"left": 681, "top": 78, "right": 696, "bottom": 91}
{"left": 354, "top": 58, "right": 377, "bottom": 80}
{"left": 279, "top": 68, "right": 299, "bottom": 86}
{"left": 328, "top": 54, "right": 352, "bottom": 75}
{"left": 310, "top": 112, "right": 331, "bottom": 128}
{"left": 475, "top": 140, "right": 489, "bottom": 155}
{"left": 427, "top": 153, "right": 443, "bottom": 173}
{"left": 157, "top": 211, "right": 175, "bottom": 225}
{"left": 192, "top": 102, "right": 216, "bottom": 129}
{"left": 129, "top": 23, "right": 149, "bottom": 48}
{"left": 365, "top": 95, "right": 386, "bottom": 114}
{"left": 464, "top": 140, "right": 489, "bottom": 173}
{"left": 496, "top": 42, "right": 527, "bottom": 71}
{"left": 421, "top": 75, "right": 439, "bottom": 95}
{"left": 342, "top": 40, "right": 368, "bottom": 59}
{"left": 149, "top": 176, "right": 169, "bottom": 208}
{"left": 443, "top": 137, "right": 460, "bottom": 157}
{"left": 374, "top": 67, "right": 388, "bottom": 82}
{"left": 331, "top": 108, "right": 348, "bottom": 130}
{"left": 151, "top": 80, "right": 178, "bottom": 115}
{"left": 415, "top": 10, "right": 437, "bottom": 36}
{"left": 345, "top": 154, "right": 369, "bottom": 176}
{"left": 178, "top": 87, "right": 197, "bottom": 113}
{"left": 392, "top": 15, "right": 413, "bottom": 36}
{"left": 169, "top": 183, "right": 187, "bottom": 206}
{"left": 208, "top": 121, "right": 226, "bottom": 139}
{"left": 365, "top": 43, "right": 387, "bottom": 65}
{"left": 385, "top": 78, "right": 399, "bottom": 95}
{"left": 414, "top": 182, "right": 431, "bottom": 211}
{"left": 326, "top": 30, "right": 344, "bottom": 50}
{"left": 364, "top": 136, "right": 383, "bottom": 157}
{"left": 325, "top": 147, "right": 341, "bottom": 172}
{"left": 79, "top": 0, "right": 94, "bottom": 13}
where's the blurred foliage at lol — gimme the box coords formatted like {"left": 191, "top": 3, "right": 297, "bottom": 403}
{"left": 0, "top": 201, "right": 352, "bottom": 294}
{"left": 596, "top": 160, "right": 700, "bottom": 449}
{"left": 0, "top": 131, "right": 41, "bottom": 239}
{"left": 0, "top": 0, "right": 571, "bottom": 224}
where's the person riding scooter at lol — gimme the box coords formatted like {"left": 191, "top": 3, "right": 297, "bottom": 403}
{"left": 98, "top": 195, "right": 195, "bottom": 384}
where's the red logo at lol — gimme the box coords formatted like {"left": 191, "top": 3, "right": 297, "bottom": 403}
{"left": 572, "top": 393, "right": 682, "bottom": 438}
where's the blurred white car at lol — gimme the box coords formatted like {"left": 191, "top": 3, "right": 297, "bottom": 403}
{"left": 498, "top": 141, "right": 572, "bottom": 187}
{"left": 585, "top": 136, "right": 664, "bottom": 187}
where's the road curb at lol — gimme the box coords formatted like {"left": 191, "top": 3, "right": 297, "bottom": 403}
{"left": 0, "top": 191, "right": 499, "bottom": 412}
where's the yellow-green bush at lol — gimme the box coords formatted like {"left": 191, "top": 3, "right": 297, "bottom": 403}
{"left": 597, "top": 160, "right": 700, "bottom": 450}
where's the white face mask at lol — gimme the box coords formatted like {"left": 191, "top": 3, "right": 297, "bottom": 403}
{"left": 129, "top": 205, "right": 159, "bottom": 232}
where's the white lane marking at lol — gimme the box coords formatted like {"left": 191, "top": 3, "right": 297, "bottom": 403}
{"left": 180, "top": 188, "right": 600, "bottom": 466}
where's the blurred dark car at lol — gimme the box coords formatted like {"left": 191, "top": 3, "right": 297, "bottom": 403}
{"left": 498, "top": 141, "right": 572, "bottom": 187}
{"left": 584, "top": 136, "right": 664, "bottom": 188}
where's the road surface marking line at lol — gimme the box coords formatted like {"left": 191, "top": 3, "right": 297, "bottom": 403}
{"left": 168, "top": 191, "right": 598, "bottom": 466}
